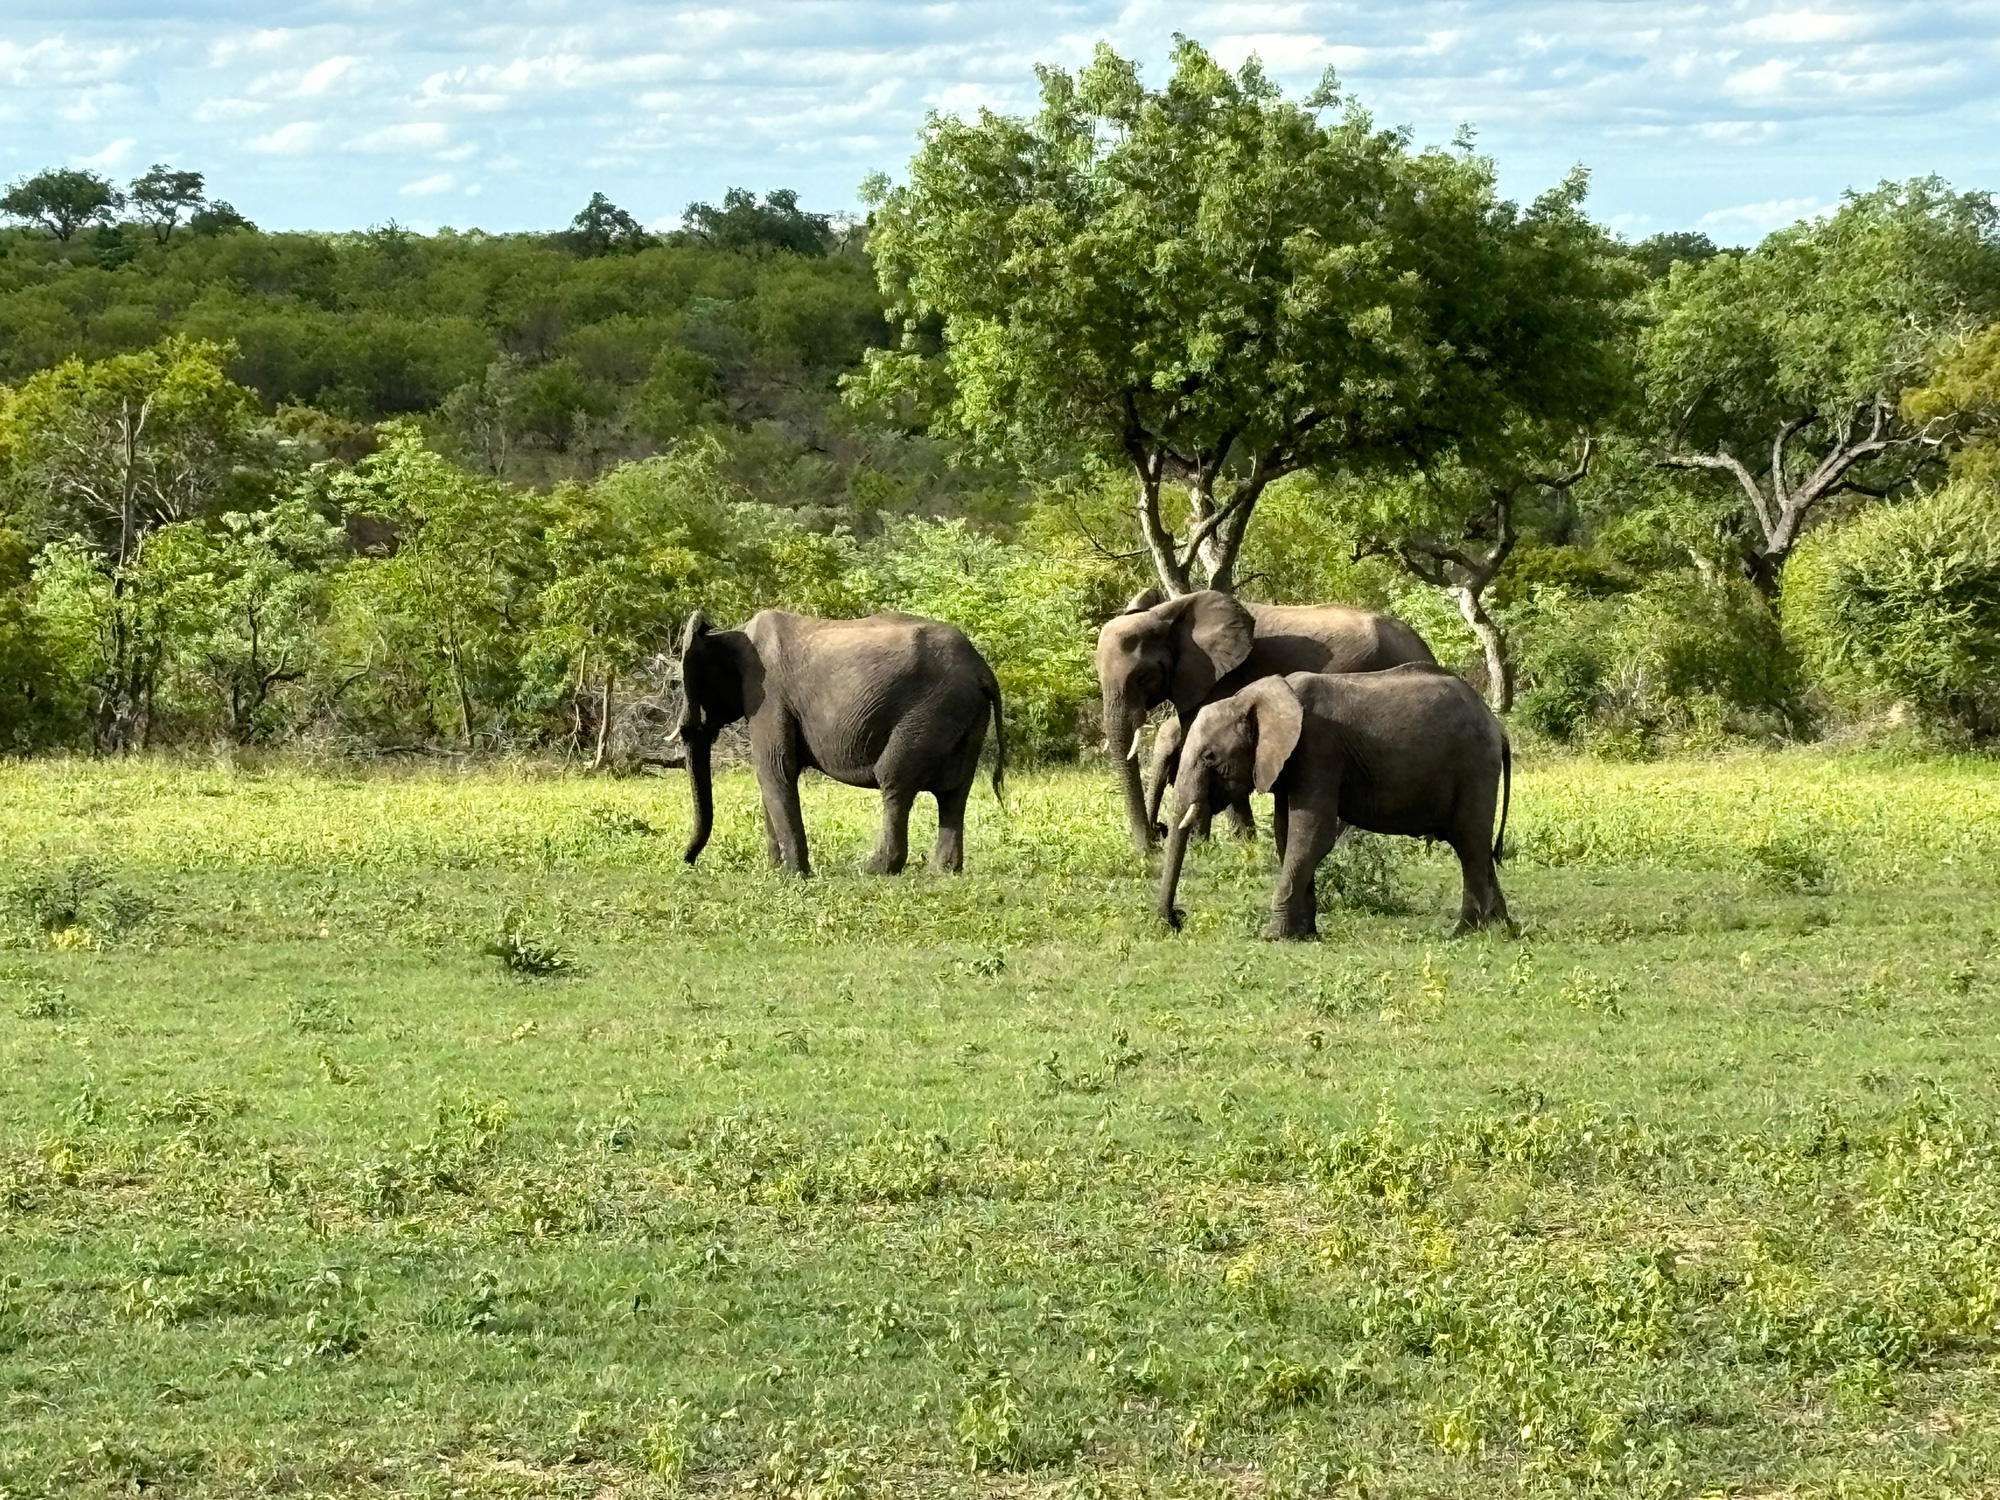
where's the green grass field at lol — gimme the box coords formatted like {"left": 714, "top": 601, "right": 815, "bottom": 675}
{"left": 4, "top": 752, "right": 2000, "bottom": 1498}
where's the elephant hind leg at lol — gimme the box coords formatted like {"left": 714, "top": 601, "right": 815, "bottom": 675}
{"left": 932, "top": 781, "right": 971, "bottom": 874}
{"left": 865, "top": 785, "right": 915, "bottom": 875}
{"left": 1448, "top": 831, "right": 1510, "bottom": 935}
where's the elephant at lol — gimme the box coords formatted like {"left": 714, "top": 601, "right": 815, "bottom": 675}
{"left": 1156, "top": 666, "right": 1512, "bottom": 940}
{"left": 1095, "top": 589, "right": 1435, "bottom": 851}
{"left": 676, "top": 608, "right": 1004, "bottom": 876}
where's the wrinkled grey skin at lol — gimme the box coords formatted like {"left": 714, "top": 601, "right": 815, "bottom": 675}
{"left": 1096, "top": 589, "right": 1435, "bottom": 853}
{"left": 1158, "top": 666, "right": 1512, "bottom": 940}
{"left": 677, "top": 609, "right": 1004, "bottom": 876}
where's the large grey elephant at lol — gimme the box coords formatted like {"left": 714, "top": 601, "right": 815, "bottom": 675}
{"left": 1157, "top": 666, "right": 1512, "bottom": 940}
{"left": 676, "top": 609, "right": 1004, "bottom": 876}
{"left": 1095, "top": 590, "right": 1435, "bottom": 851}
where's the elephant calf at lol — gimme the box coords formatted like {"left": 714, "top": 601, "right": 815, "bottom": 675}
{"left": 677, "top": 609, "right": 1004, "bottom": 876}
{"left": 1158, "top": 666, "right": 1512, "bottom": 940}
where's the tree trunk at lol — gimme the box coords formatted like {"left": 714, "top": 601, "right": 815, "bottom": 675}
{"left": 592, "top": 676, "right": 614, "bottom": 771}
{"left": 1452, "top": 586, "right": 1513, "bottom": 714}
{"left": 1132, "top": 466, "right": 1192, "bottom": 598}
{"left": 446, "top": 642, "right": 475, "bottom": 749}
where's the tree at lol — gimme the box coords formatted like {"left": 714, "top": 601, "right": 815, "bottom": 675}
{"left": 189, "top": 200, "right": 254, "bottom": 236}
{"left": 683, "top": 188, "right": 832, "bottom": 257}
{"left": 128, "top": 164, "right": 207, "bottom": 243}
{"left": 860, "top": 39, "right": 1632, "bottom": 597}
{"left": 1645, "top": 179, "right": 2000, "bottom": 593}
{"left": 1348, "top": 434, "right": 1595, "bottom": 711}
{"left": 0, "top": 339, "right": 273, "bottom": 748}
{"left": 566, "top": 193, "right": 654, "bottom": 257}
{"left": 158, "top": 495, "right": 343, "bottom": 741}
{"left": 1626, "top": 231, "right": 1718, "bottom": 281}
{"left": 526, "top": 442, "right": 749, "bottom": 767}
{"left": 1, "top": 338, "right": 268, "bottom": 567}
{"left": 328, "top": 421, "right": 547, "bottom": 746}
{"left": 1, "top": 168, "right": 123, "bottom": 242}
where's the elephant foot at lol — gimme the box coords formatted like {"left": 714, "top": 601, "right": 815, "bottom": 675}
{"left": 863, "top": 852, "right": 908, "bottom": 876}
{"left": 1263, "top": 916, "right": 1317, "bottom": 942}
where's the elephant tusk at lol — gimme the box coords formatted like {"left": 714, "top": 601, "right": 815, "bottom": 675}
{"left": 1126, "top": 728, "right": 1144, "bottom": 761}
{"left": 1179, "top": 804, "right": 1201, "bottom": 831}
{"left": 1099, "top": 737, "right": 1112, "bottom": 756}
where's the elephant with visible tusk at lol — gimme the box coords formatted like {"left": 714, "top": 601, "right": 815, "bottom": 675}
{"left": 676, "top": 609, "right": 1004, "bottom": 876}
{"left": 1157, "top": 666, "right": 1513, "bottom": 940}
{"left": 1095, "top": 589, "right": 1435, "bottom": 852}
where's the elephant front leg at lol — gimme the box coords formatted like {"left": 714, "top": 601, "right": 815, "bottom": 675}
{"left": 757, "top": 761, "right": 811, "bottom": 875}
{"left": 865, "top": 786, "right": 915, "bottom": 875}
{"left": 1267, "top": 803, "right": 1339, "bottom": 941}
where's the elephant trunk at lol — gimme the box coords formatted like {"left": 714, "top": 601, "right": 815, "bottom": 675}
{"left": 1156, "top": 815, "right": 1192, "bottom": 929}
{"left": 682, "top": 731, "right": 715, "bottom": 865}
{"left": 1156, "top": 770, "right": 1205, "bottom": 928}
{"left": 1104, "top": 697, "right": 1154, "bottom": 852}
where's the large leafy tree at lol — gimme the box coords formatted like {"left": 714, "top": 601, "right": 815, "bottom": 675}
{"left": 1645, "top": 179, "right": 2000, "bottom": 593}
{"left": 1, "top": 168, "right": 123, "bottom": 242}
{"left": 328, "top": 422, "right": 548, "bottom": 747}
{"left": 860, "top": 38, "right": 1630, "bottom": 596}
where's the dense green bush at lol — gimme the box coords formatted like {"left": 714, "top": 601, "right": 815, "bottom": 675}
{"left": 1513, "top": 576, "right": 1808, "bottom": 753}
{"left": 1785, "top": 480, "right": 2000, "bottom": 738}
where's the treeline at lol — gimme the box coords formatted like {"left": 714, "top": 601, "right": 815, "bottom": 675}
{"left": 3, "top": 43, "right": 1999, "bottom": 760}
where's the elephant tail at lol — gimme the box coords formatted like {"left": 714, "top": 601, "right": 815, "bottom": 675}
{"left": 985, "top": 668, "right": 1007, "bottom": 804}
{"left": 1493, "top": 733, "right": 1512, "bottom": 863}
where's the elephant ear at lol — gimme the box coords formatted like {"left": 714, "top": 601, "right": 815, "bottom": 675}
{"left": 1245, "top": 677, "right": 1304, "bottom": 793}
{"left": 1122, "top": 586, "right": 1165, "bottom": 615}
{"left": 1165, "top": 591, "right": 1256, "bottom": 713}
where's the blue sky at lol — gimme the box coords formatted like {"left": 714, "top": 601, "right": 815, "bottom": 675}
{"left": 3, "top": 2, "right": 1996, "bottom": 244}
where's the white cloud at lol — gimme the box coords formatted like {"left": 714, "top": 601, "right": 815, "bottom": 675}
{"left": 400, "top": 172, "right": 456, "bottom": 196}
{"left": 350, "top": 122, "right": 453, "bottom": 152}
{"left": 0, "top": 38, "right": 135, "bottom": 86}
{"left": 1737, "top": 10, "right": 1871, "bottom": 45}
{"left": 295, "top": 55, "right": 362, "bottom": 96}
{"left": 248, "top": 121, "right": 324, "bottom": 154}
{"left": 1698, "top": 195, "right": 1825, "bottom": 232}
{"left": 80, "top": 137, "right": 136, "bottom": 169}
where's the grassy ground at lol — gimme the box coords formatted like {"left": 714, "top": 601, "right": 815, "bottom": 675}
{"left": 3, "top": 751, "right": 1999, "bottom": 1499}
